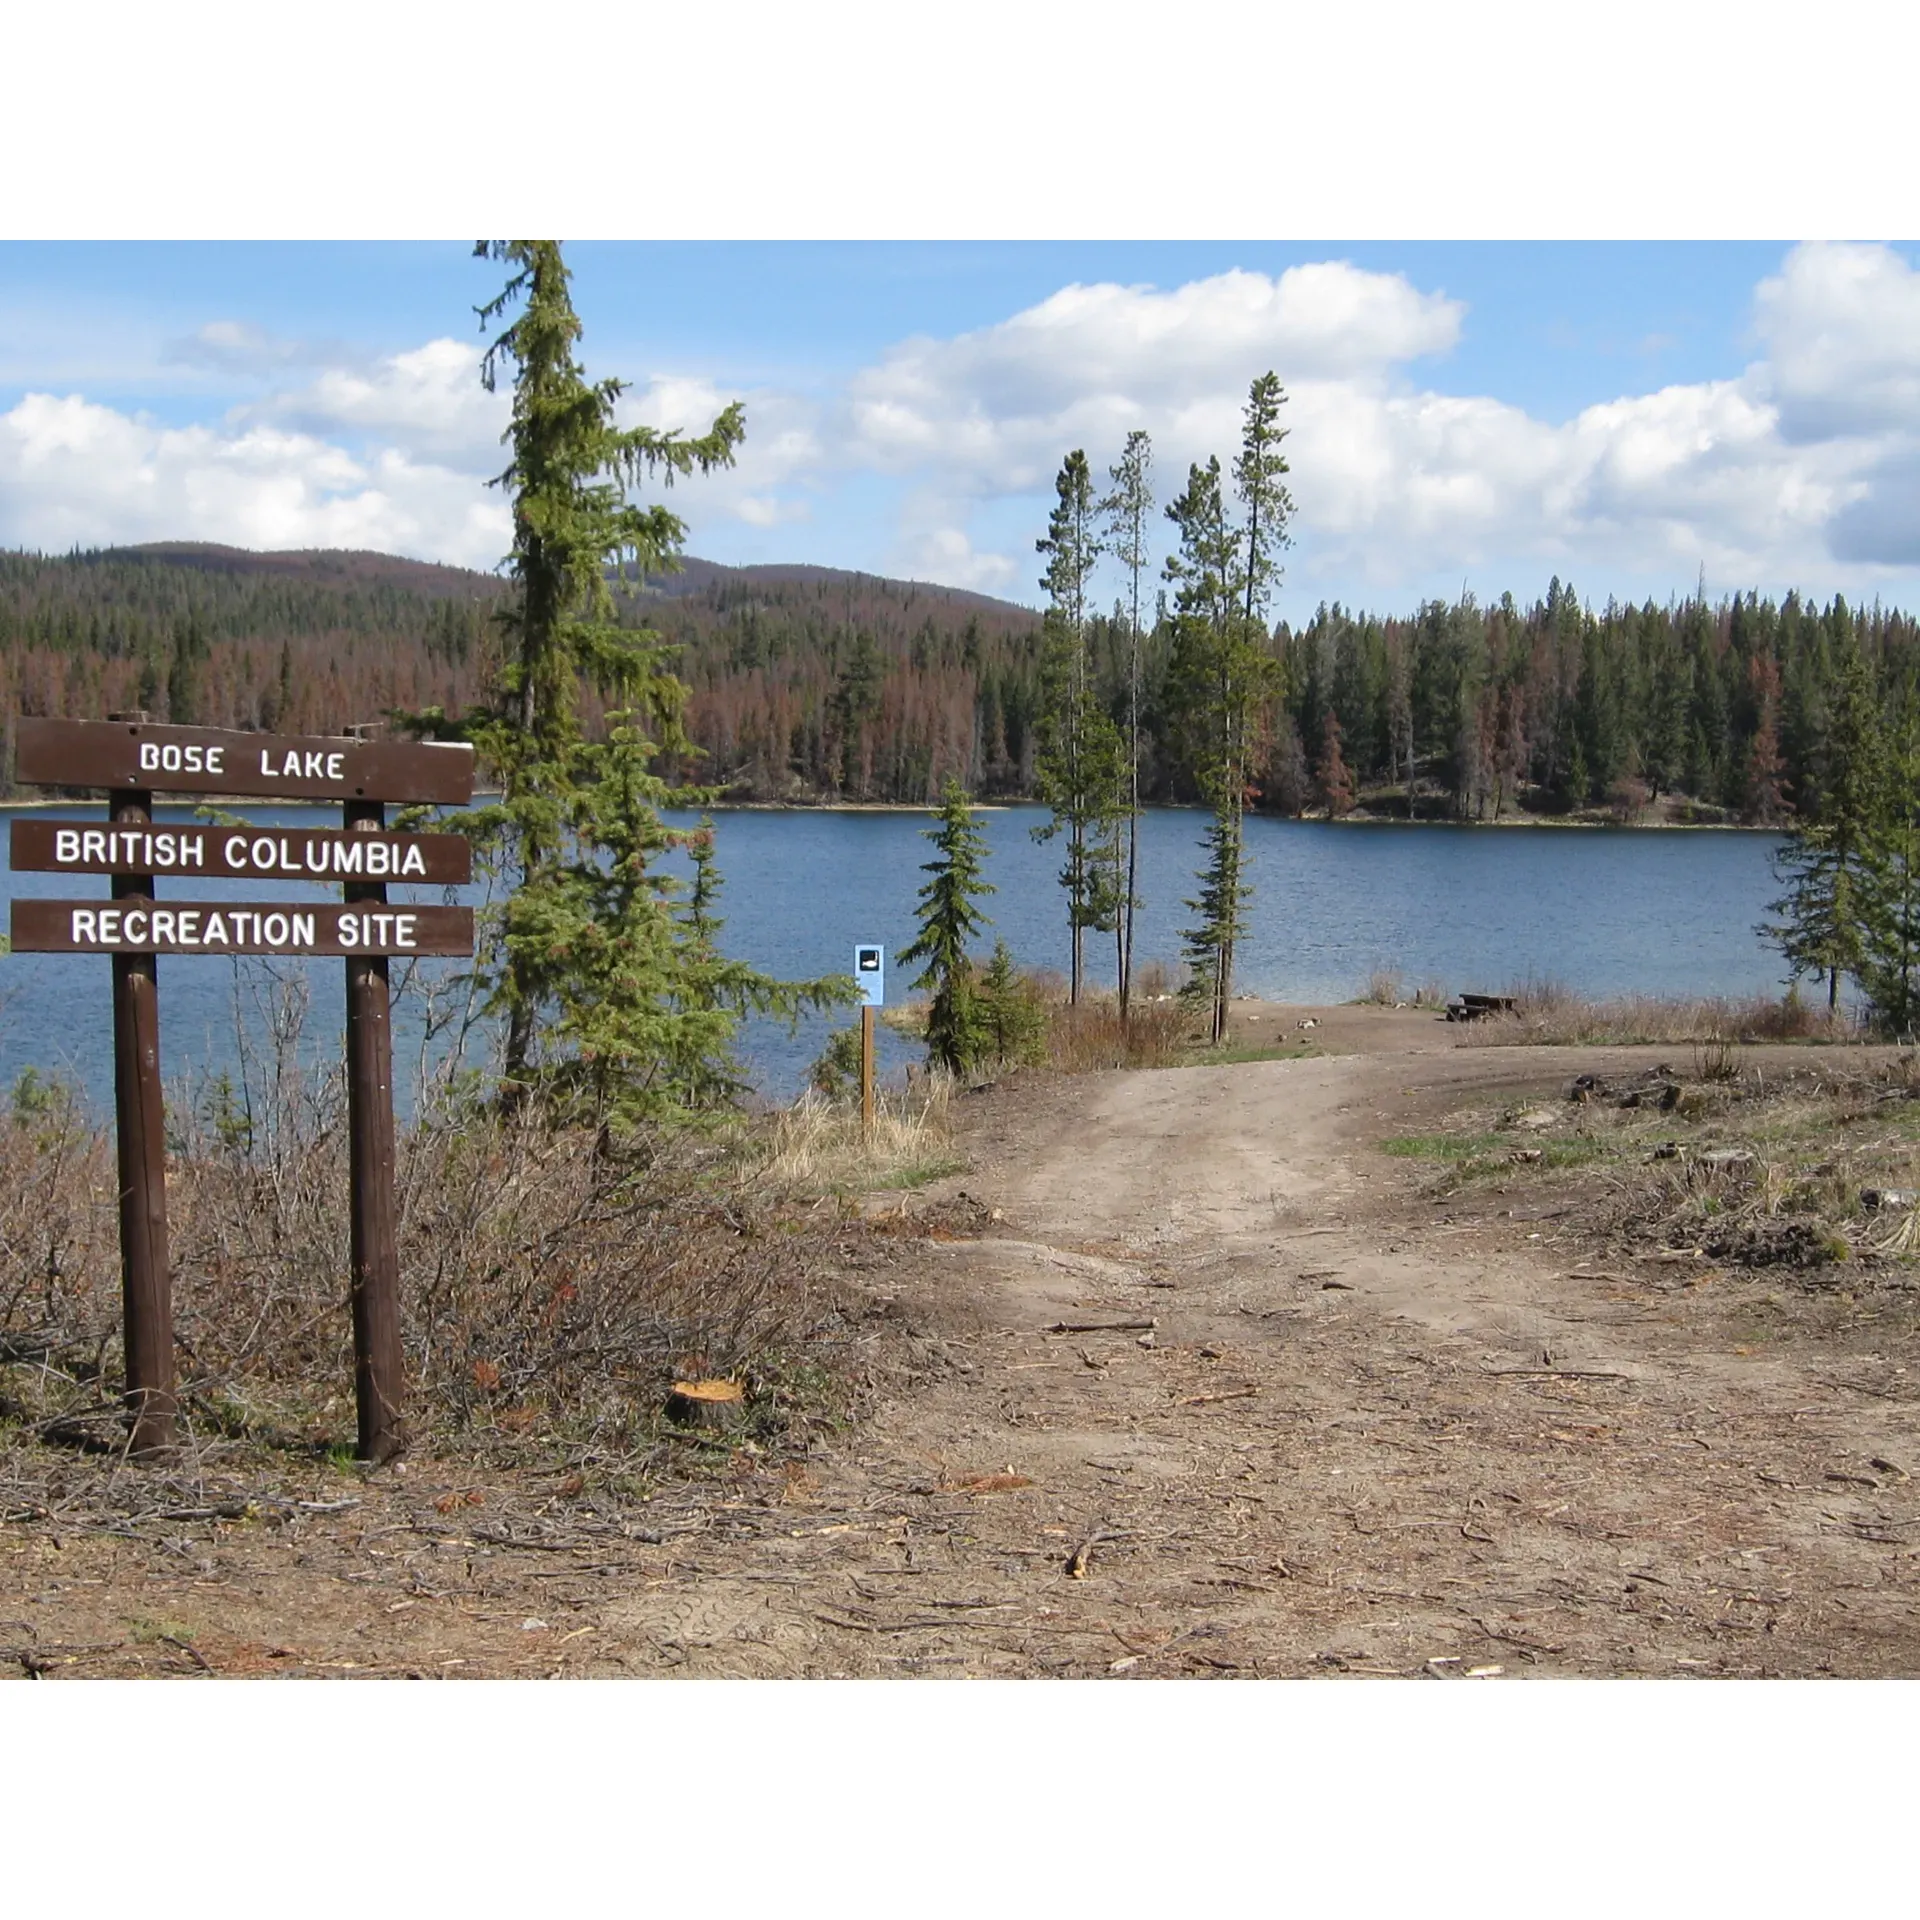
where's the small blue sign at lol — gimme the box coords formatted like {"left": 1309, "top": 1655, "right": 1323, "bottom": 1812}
{"left": 854, "top": 943, "right": 885, "bottom": 1008}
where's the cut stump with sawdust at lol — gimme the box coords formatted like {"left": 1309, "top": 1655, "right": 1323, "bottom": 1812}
{"left": 665, "top": 1378, "right": 747, "bottom": 1430}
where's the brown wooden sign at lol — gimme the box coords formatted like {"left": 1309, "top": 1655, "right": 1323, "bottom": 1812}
{"left": 10, "top": 898, "right": 474, "bottom": 956}
{"left": 15, "top": 717, "right": 474, "bottom": 804}
{"left": 9, "top": 818, "right": 472, "bottom": 884}
{"left": 11, "top": 710, "right": 475, "bottom": 1463}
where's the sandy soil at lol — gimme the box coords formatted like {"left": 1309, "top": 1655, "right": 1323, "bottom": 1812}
{"left": 8, "top": 1003, "right": 1919, "bottom": 1679}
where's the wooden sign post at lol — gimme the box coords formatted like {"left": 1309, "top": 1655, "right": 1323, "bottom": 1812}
{"left": 342, "top": 728, "right": 404, "bottom": 1463}
{"left": 8, "top": 715, "right": 475, "bottom": 1461}
{"left": 109, "top": 775, "right": 175, "bottom": 1455}
{"left": 854, "top": 944, "right": 885, "bottom": 1143}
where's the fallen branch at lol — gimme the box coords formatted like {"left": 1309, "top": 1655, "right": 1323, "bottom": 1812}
{"left": 1176, "top": 1386, "right": 1259, "bottom": 1408}
{"left": 1066, "top": 1531, "right": 1113, "bottom": 1578}
{"left": 1472, "top": 1616, "right": 1566, "bottom": 1656}
{"left": 1048, "top": 1318, "right": 1156, "bottom": 1335}
{"left": 1481, "top": 1367, "right": 1632, "bottom": 1381}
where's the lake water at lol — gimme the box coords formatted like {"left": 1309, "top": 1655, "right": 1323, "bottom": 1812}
{"left": 2, "top": 802, "right": 1790, "bottom": 1117}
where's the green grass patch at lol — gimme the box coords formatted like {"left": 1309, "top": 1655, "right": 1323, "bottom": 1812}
{"left": 1382, "top": 1131, "right": 1614, "bottom": 1173}
{"left": 869, "top": 1153, "right": 967, "bottom": 1191}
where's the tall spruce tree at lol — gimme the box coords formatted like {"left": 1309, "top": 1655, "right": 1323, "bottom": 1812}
{"left": 1765, "top": 634, "right": 1885, "bottom": 1011}
{"left": 1102, "top": 429, "right": 1154, "bottom": 1021}
{"left": 439, "top": 241, "right": 845, "bottom": 1127}
{"left": 1032, "top": 450, "right": 1124, "bottom": 1004}
{"left": 1164, "top": 375, "right": 1290, "bottom": 1044}
{"left": 1857, "top": 696, "right": 1920, "bottom": 1037}
{"left": 898, "top": 778, "right": 995, "bottom": 1077}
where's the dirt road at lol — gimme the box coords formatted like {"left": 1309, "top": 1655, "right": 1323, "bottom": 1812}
{"left": 10, "top": 1007, "right": 1920, "bottom": 1678}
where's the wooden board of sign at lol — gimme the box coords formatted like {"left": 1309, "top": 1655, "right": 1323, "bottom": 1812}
{"left": 15, "top": 716, "right": 475, "bottom": 804}
{"left": 9, "top": 818, "right": 473, "bottom": 884}
{"left": 9, "top": 898, "right": 475, "bottom": 956}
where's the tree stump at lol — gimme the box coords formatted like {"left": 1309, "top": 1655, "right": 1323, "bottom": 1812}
{"left": 665, "top": 1378, "right": 747, "bottom": 1430}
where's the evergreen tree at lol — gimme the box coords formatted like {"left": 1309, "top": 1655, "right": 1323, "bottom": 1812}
{"left": 420, "top": 241, "right": 842, "bottom": 1126}
{"left": 898, "top": 778, "right": 995, "bottom": 1076}
{"left": 977, "top": 939, "right": 1046, "bottom": 1068}
{"left": 1180, "top": 811, "right": 1250, "bottom": 1032}
{"left": 167, "top": 613, "right": 205, "bottom": 725}
{"left": 1765, "top": 636, "right": 1885, "bottom": 1010}
{"left": 1102, "top": 429, "right": 1154, "bottom": 1021}
{"left": 1032, "top": 450, "right": 1123, "bottom": 1003}
{"left": 831, "top": 629, "right": 884, "bottom": 797}
{"left": 1857, "top": 699, "right": 1920, "bottom": 1037}
{"left": 1163, "top": 375, "right": 1290, "bottom": 1044}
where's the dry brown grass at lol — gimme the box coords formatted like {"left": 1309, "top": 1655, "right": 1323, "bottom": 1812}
{"left": 1357, "top": 965, "right": 1447, "bottom": 1009}
{"left": 1402, "top": 1048, "right": 1920, "bottom": 1285}
{"left": 0, "top": 1054, "right": 890, "bottom": 1495}
{"left": 1360, "top": 966, "right": 1405, "bottom": 1005}
{"left": 1031, "top": 958, "right": 1197, "bottom": 1072}
{"left": 1041, "top": 992, "right": 1194, "bottom": 1072}
{"left": 753, "top": 1079, "right": 960, "bottom": 1193}
{"left": 1459, "top": 977, "right": 1860, "bottom": 1048}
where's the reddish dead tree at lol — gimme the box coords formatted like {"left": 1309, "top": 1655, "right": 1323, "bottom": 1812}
{"left": 1745, "top": 652, "right": 1792, "bottom": 825}
{"left": 1318, "top": 707, "right": 1355, "bottom": 818}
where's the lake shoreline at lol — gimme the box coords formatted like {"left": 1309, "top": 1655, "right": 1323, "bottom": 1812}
{"left": 0, "top": 790, "right": 1782, "bottom": 832}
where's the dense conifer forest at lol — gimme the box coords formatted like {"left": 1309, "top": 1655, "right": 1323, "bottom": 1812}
{"left": 4, "top": 540, "right": 1916, "bottom": 828}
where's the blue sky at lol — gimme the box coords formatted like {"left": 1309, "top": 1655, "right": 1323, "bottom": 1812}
{"left": 5, "top": 239, "right": 1919, "bottom": 617}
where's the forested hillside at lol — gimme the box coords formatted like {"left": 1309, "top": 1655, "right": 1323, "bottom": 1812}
{"left": 4, "top": 541, "right": 1915, "bottom": 825}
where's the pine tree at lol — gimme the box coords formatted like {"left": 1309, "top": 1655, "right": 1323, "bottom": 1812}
{"left": 1857, "top": 698, "right": 1920, "bottom": 1037}
{"left": 977, "top": 939, "right": 1046, "bottom": 1068}
{"left": 1102, "top": 430, "right": 1154, "bottom": 1022}
{"left": 1181, "top": 810, "right": 1250, "bottom": 1031}
{"left": 831, "top": 629, "right": 884, "bottom": 797}
{"left": 1163, "top": 375, "right": 1290, "bottom": 1044}
{"left": 898, "top": 778, "right": 995, "bottom": 1077}
{"left": 418, "top": 241, "right": 843, "bottom": 1126}
{"left": 1765, "top": 635, "right": 1885, "bottom": 1010}
{"left": 167, "top": 614, "right": 205, "bottom": 725}
{"left": 1032, "top": 451, "right": 1122, "bottom": 1004}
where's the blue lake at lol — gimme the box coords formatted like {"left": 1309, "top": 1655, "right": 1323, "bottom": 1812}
{"left": 2, "top": 803, "right": 1791, "bottom": 1117}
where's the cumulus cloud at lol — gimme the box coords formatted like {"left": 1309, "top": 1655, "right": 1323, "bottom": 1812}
{"left": 0, "top": 391, "right": 509, "bottom": 566}
{"left": 250, "top": 337, "right": 509, "bottom": 461}
{"left": 843, "top": 243, "right": 1920, "bottom": 598}
{"left": 844, "top": 263, "right": 1461, "bottom": 497}
{"left": 10, "top": 243, "right": 1920, "bottom": 602}
{"left": 0, "top": 346, "right": 817, "bottom": 568}
{"left": 1755, "top": 241, "right": 1920, "bottom": 443}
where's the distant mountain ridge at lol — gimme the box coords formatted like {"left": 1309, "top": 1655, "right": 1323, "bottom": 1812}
{"left": 97, "top": 541, "right": 1039, "bottom": 621}
{"left": 1, "top": 538, "right": 1048, "bottom": 804}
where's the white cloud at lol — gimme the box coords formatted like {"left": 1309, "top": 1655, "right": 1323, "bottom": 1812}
{"left": 844, "top": 263, "right": 1461, "bottom": 497}
{"left": 10, "top": 244, "right": 1920, "bottom": 604}
{"left": 892, "top": 493, "right": 1021, "bottom": 594}
{"left": 840, "top": 243, "right": 1920, "bottom": 599}
{"left": 252, "top": 337, "right": 508, "bottom": 461}
{"left": 0, "top": 391, "right": 508, "bottom": 566}
{"left": 615, "top": 374, "right": 824, "bottom": 535}
{"left": 0, "top": 351, "right": 818, "bottom": 568}
{"left": 1755, "top": 241, "right": 1920, "bottom": 443}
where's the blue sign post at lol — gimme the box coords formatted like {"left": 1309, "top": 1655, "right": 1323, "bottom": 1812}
{"left": 854, "top": 944, "right": 884, "bottom": 1137}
